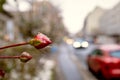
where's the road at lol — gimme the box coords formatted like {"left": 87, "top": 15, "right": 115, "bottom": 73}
{"left": 74, "top": 44, "right": 96, "bottom": 69}
{"left": 56, "top": 43, "right": 97, "bottom": 80}
{"left": 58, "top": 43, "right": 83, "bottom": 80}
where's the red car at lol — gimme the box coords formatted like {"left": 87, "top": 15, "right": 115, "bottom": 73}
{"left": 87, "top": 44, "right": 120, "bottom": 80}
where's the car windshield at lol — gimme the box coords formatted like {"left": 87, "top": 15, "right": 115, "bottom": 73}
{"left": 75, "top": 38, "right": 85, "bottom": 42}
{"left": 110, "top": 50, "right": 120, "bottom": 58}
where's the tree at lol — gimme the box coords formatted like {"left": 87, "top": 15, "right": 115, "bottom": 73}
{"left": 13, "top": 0, "right": 68, "bottom": 43}
{"left": 0, "top": 0, "right": 12, "bottom": 17}
{"left": 0, "top": 0, "right": 6, "bottom": 12}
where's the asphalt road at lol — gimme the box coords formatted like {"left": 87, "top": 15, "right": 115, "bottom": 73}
{"left": 74, "top": 44, "right": 96, "bottom": 69}
{"left": 57, "top": 43, "right": 97, "bottom": 80}
{"left": 58, "top": 43, "right": 83, "bottom": 80}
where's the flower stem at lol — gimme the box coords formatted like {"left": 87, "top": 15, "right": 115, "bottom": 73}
{"left": 0, "top": 42, "right": 29, "bottom": 50}
{"left": 0, "top": 56, "right": 20, "bottom": 59}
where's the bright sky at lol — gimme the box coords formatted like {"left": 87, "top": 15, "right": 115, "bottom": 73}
{"left": 5, "top": 0, "right": 120, "bottom": 34}
{"left": 50, "top": 0, "right": 120, "bottom": 34}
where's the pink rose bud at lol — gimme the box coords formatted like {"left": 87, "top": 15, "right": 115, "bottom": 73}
{"left": 20, "top": 52, "right": 32, "bottom": 63}
{"left": 29, "top": 33, "right": 52, "bottom": 49}
{"left": 0, "top": 69, "right": 5, "bottom": 78}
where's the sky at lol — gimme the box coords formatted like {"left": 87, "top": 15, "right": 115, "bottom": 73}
{"left": 50, "top": 0, "right": 120, "bottom": 34}
{"left": 5, "top": 0, "right": 120, "bottom": 34}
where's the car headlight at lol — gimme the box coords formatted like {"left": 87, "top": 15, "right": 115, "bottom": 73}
{"left": 81, "top": 41, "right": 89, "bottom": 48}
{"left": 73, "top": 41, "right": 81, "bottom": 48}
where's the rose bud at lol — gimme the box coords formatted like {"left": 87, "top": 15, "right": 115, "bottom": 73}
{"left": 0, "top": 69, "right": 5, "bottom": 78}
{"left": 29, "top": 33, "right": 52, "bottom": 49}
{"left": 20, "top": 52, "right": 32, "bottom": 63}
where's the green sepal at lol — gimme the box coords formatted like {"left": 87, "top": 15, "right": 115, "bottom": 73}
{"left": 29, "top": 39, "right": 41, "bottom": 46}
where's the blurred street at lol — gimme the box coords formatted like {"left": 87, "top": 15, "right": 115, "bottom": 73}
{"left": 1, "top": 0, "right": 120, "bottom": 80}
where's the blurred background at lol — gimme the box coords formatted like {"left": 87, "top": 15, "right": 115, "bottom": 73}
{"left": 0, "top": 0, "right": 120, "bottom": 80}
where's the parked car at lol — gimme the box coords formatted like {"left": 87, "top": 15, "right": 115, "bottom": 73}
{"left": 87, "top": 44, "right": 120, "bottom": 80}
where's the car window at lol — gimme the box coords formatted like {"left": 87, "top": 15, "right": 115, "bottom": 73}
{"left": 92, "top": 49, "right": 103, "bottom": 56}
{"left": 110, "top": 50, "right": 120, "bottom": 58}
